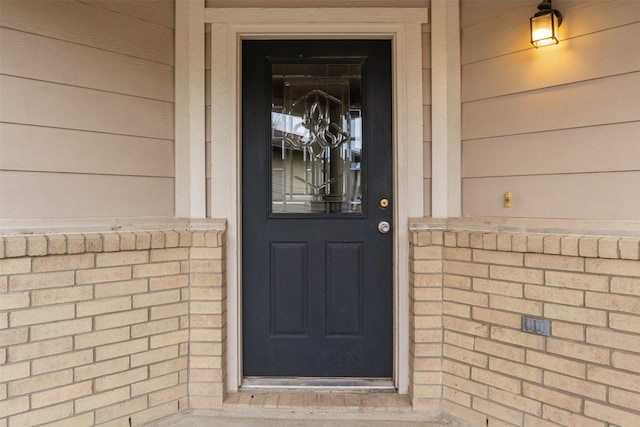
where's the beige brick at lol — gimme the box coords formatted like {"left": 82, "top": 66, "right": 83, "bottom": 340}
{"left": 130, "top": 345, "right": 179, "bottom": 368}
{"left": 150, "top": 302, "right": 188, "bottom": 320}
{"left": 443, "top": 301, "right": 470, "bottom": 318}
{"left": 526, "top": 253, "right": 584, "bottom": 271}
{"left": 489, "top": 387, "right": 541, "bottom": 416}
{"left": 526, "top": 234, "right": 545, "bottom": 253}
{"left": 545, "top": 270, "right": 608, "bottom": 292}
{"left": 149, "top": 355, "right": 187, "bottom": 377}
{"left": 9, "top": 337, "right": 72, "bottom": 362}
{"left": 559, "top": 236, "right": 579, "bottom": 256}
{"left": 47, "top": 235, "right": 67, "bottom": 255}
{"left": 550, "top": 320, "right": 584, "bottom": 341}
{"left": 612, "top": 351, "right": 640, "bottom": 373}
{"left": 414, "top": 315, "right": 442, "bottom": 329}
{"left": 584, "top": 400, "right": 640, "bottom": 426}
{"left": 413, "top": 260, "right": 443, "bottom": 274}
{"left": 579, "top": 237, "right": 599, "bottom": 257}
{"left": 149, "top": 248, "right": 189, "bottom": 263}
{"left": 190, "top": 247, "right": 222, "bottom": 260}
{"left": 190, "top": 272, "right": 223, "bottom": 287}
{"left": 32, "top": 350, "right": 92, "bottom": 375}
{"left": 444, "top": 260, "right": 488, "bottom": 278}
{"left": 94, "top": 309, "right": 148, "bottom": 330}
{"left": 66, "top": 234, "right": 85, "bottom": 254}
{"left": 490, "top": 265, "right": 543, "bottom": 285}
{"left": 101, "top": 233, "right": 121, "bottom": 252}
{"left": 0, "top": 276, "right": 6, "bottom": 292}
{"left": 611, "top": 277, "right": 640, "bottom": 296}
{"left": 8, "top": 402, "right": 73, "bottom": 427}
{"left": 443, "top": 274, "right": 472, "bottom": 290}
{"left": 96, "top": 251, "right": 149, "bottom": 267}
{"left": 76, "top": 296, "right": 131, "bottom": 317}
{"left": 150, "top": 231, "right": 166, "bottom": 248}
{"left": 131, "top": 401, "right": 180, "bottom": 426}
{"left": 0, "top": 361, "right": 30, "bottom": 383}
{"left": 609, "top": 387, "right": 640, "bottom": 411}
{"left": 132, "top": 318, "right": 179, "bottom": 338}
{"left": 31, "top": 381, "right": 92, "bottom": 409}
{"left": 95, "top": 338, "right": 148, "bottom": 361}
{"left": 76, "top": 266, "right": 131, "bottom": 284}
{"left": 473, "top": 397, "right": 522, "bottom": 425}
{"left": 511, "top": 234, "right": 528, "bottom": 252}
{"left": 94, "top": 396, "right": 147, "bottom": 424}
{"left": 412, "top": 287, "right": 442, "bottom": 302}
{"left": 75, "top": 386, "right": 130, "bottom": 414}
{"left": 133, "top": 289, "right": 181, "bottom": 308}
{"left": 163, "top": 230, "right": 179, "bottom": 248}
{"left": 83, "top": 233, "right": 102, "bottom": 252}
{"left": 32, "top": 253, "right": 94, "bottom": 272}
{"left": 490, "top": 357, "right": 542, "bottom": 383}
{"left": 522, "top": 382, "right": 581, "bottom": 413}
{"left": 545, "top": 371, "right": 606, "bottom": 400}
{"left": 4, "top": 236, "right": 27, "bottom": 257}
{"left": 412, "top": 245, "right": 443, "bottom": 260}
{"left": 527, "top": 350, "right": 585, "bottom": 378}
{"left": 443, "top": 317, "right": 488, "bottom": 338}
{"left": 444, "top": 247, "right": 471, "bottom": 261}
{"left": 474, "top": 338, "right": 525, "bottom": 363}
{"left": 9, "top": 370, "right": 72, "bottom": 396}
{"left": 74, "top": 356, "right": 129, "bottom": 382}
{"left": 544, "top": 303, "right": 606, "bottom": 326}
{"left": 75, "top": 327, "right": 130, "bottom": 349}
{"left": 443, "top": 373, "right": 488, "bottom": 398}
{"left": 26, "top": 235, "right": 47, "bottom": 256}
{"left": 543, "top": 235, "right": 562, "bottom": 255}
{"left": 597, "top": 237, "right": 619, "bottom": 258}
{"left": 456, "top": 231, "right": 470, "bottom": 248}
{"left": 444, "top": 288, "right": 487, "bottom": 307}
{"left": 473, "top": 250, "right": 523, "bottom": 266}
{"left": 587, "top": 327, "right": 640, "bottom": 353}
{"left": 0, "top": 395, "right": 29, "bottom": 418}
{"left": 0, "top": 291, "right": 30, "bottom": 310}
{"left": 31, "top": 319, "right": 92, "bottom": 341}
{"left": 118, "top": 232, "right": 135, "bottom": 250}
{"left": 135, "top": 232, "right": 151, "bottom": 249}
{"left": 491, "top": 326, "right": 544, "bottom": 350}
{"left": 443, "top": 344, "right": 488, "bottom": 368}
{"left": 542, "top": 404, "right": 604, "bottom": 427}
{"left": 190, "top": 286, "right": 222, "bottom": 301}
{"left": 32, "top": 285, "right": 93, "bottom": 306}
{"left": 587, "top": 365, "right": 640, "bottom": 393}
{"left": 133, "top": 261, "right": 180, "bottom": 278}
{"left": 586, "top": 257, "right": 640, "bottom": 276}
{"left": 9, "top": 271, "right": 74, "bottom": 291}
{"left": 0, "top": 258, "right": 30, "bottom": 275}
{"left": 95, "top": 366, "right": 147, "bottom": 392}
{"left": 483, "top": 233, "right": 499, "bottom": 250}
{"left": 10, "top": 303, "right": 75, "bottom": 327}
{"left": 149, "top": 383, "right": 187, "bottom": 406}
{"left": 524, "top": 415, "right": 561, "bottom": 427}
{"left": 94, "top": 279, "right": 148, "bottom": 298}
{"left": 619, "top": 238, "right": 640, "bottom": 260}
{"left": 131, "top": 373, "right": 178, "bottom": 396}
{"left": 525, "top": 284, "right": 583, "bottom": 306}
{"left": 473, "top": 307, "right": 521, "bottom": 328}
{"left": 469, "top": 232, "right": 484, "bottom": 249}
{"left": 490, "top": 295, "right": 542, "bottom": 316}
{"left": 443, "top": 401, "right": 487, "bottom": 427}
{"left": 496, "top": 234, "right": 512, "bottom": 252}
{"left": 547, "top": 338, "right": 609, "bottom": 364}
{"left": 443, "top": 359, "right": 471, "bottom": 378}
{"left": 589, "top": 293, "right": 640, "bottom": 316}
{"left": 471, "top": 367, "right": 521, "bottom": 393}
{"left": 473, "top": 278, "right": 522, "bottom": 297}
{"left": 444, "top": 330, "right": 475, "bottom": 350}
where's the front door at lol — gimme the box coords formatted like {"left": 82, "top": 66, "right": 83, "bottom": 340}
{"left": 242, "top": 40, "right": 393, "bottom": 378}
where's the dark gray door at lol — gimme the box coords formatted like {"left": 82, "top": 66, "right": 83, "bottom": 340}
{"left": 242, "top": 40, "right": 392, "bottom": 377}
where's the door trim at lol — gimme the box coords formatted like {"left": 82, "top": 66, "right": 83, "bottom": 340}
{"left": 205, "top": 8, "right": 428, "bottom": 394}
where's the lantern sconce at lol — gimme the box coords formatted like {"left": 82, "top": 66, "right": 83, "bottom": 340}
{"left": 530, "top": 0, "right": 563, "bottom": 48}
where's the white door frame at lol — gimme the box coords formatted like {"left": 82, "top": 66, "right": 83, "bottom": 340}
{"left": 204, "top": 7, "right": 427, "bottom": 393}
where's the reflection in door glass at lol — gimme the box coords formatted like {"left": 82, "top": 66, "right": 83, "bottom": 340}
{"left": 271, "top": 63, "right": 363, "bottom": 214}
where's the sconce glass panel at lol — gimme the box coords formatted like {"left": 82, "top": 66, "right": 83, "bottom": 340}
{"left": 530, "top": 13, "right": 560, "bottom": 47}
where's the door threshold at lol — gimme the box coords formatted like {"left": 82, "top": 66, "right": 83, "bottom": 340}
{"left": 241, "top": 377, "right": 395, "bottom": 391}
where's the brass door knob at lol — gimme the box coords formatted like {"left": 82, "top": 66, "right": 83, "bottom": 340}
{"left": 379, "top": 198, "right": 389, "bottom": 208}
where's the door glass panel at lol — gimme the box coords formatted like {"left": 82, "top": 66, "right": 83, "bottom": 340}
{"left": 271, "top": 62, "right": 363, "bottom": 214}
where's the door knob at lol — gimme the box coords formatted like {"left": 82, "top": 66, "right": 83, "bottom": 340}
{"left": 378, "top": 221, "right": 391, "bottom": 234}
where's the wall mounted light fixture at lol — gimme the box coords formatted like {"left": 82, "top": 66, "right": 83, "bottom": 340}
{"left": 530, "top": 0, "right": 563, "bottom": 47}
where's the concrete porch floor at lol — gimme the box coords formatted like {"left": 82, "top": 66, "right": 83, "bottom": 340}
{"left": 146, "top": 391, "right": 463, "bottom": 427}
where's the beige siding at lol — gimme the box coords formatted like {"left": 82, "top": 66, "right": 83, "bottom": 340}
{"left": 0, "top": 0, "right": 174, "bottom": 219}
{"left": 460, "top": 0, "right": 640, "bottom": 220}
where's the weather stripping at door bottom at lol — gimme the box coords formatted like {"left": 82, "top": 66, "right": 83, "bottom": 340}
{"left": 241, "top": 377, "right": 395, "bottom": 391}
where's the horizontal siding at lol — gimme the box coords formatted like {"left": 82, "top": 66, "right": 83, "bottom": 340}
{"left": 0, "top": 0, "right": 173, "bottom": 64}
{"left": 0, "top": 172, "right": 174, "bottom": 219}
{"left": 1, "top": 75, "right": 173, "bottom": 140}
{"left": 463, "top": 122, "right": 640, "bottom": 178}
{"left": 206, "top": 0, "right": 427, "bottom": 7}
{"left": 463, "top": 172, "right": 640, "bottom": 220}
{"left": 460, "top": 0, "right": 640, "bottom": 221}
{"left": 0, "top": 0, "right": 175, "bottom": 220}
{"left": 0, "top": 124, "right": 174, "bottom": 177}
{"left": 0, "top": 28, "right": 173, "bottom": 102}
{"left": 462, "top": 72, "right": 640, "bottom": 140}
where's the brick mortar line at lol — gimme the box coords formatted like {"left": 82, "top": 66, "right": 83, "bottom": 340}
{"left": 0, "top": 229, "right": 226, "bottom": 259}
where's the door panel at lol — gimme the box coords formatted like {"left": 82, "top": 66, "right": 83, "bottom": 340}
{"left": 242, "top": 40, "right": 392, "bottom": 377}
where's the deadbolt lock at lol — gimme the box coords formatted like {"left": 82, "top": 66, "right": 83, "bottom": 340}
{"left": 379, "top": 198, "right": 389, "bottom": 209}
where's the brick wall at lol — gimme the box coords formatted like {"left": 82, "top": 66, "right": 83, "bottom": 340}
{"left": 410, "top": 227, "right": 640, "bottom": 427}
{"left": 0, "top": 229, "right": 225, "bottom": 427}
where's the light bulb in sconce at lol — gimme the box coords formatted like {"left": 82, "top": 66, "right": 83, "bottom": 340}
{"left": 530, "top": 0, "right": 563, "bottom": 48}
